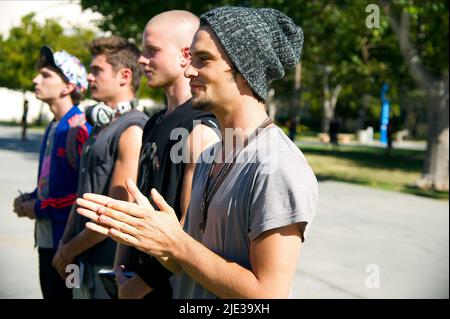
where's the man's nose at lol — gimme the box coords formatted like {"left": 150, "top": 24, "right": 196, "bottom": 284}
{"left": 32, "top": 74, "right": 41, "bottom": 85}
{"left": 138, "top": 54, "right": 149, "bottom": 65}
{"left": 184, "top": 62, "right": 197, "bottom": 79}
{"left": 87, "top": 73, "right": 95, "bottom": 82}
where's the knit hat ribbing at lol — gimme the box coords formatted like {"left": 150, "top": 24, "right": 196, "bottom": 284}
{"left": 200, "top": 7, "right": 304, "bottom": 101}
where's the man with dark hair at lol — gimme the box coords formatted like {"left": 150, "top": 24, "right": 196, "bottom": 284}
{"left": 52, "top": 36, "right": 148, "bottom": 299}
{"left": 87, "top": 36, "right": 143, "bottom": 97}
{"left": 112, "top": 10, "right": 220, "bottom": 299}
{"left": 13, "top": 46, "right": 91, "bottom": 299}
{"left": 77, "top": 7, "right": 318, "bottom": 299}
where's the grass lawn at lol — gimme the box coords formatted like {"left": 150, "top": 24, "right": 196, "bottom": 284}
{"left": 298, "top": 143, "right": 448, "bottom": 200}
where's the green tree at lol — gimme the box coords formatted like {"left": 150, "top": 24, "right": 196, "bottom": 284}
{"left": 81, "top": 0, "right": 448, "bottom": 191}
{"left": 79, "top": 0, "right": 396, "bottom": 128}
{"left": 0, "top": 13, "right": 95, "bottom": 93}
{"left": 0, "top": 13, "right": 95, "bottom": 128}
{"left": 378, "top": 0, "right": 448, "bottom": 191}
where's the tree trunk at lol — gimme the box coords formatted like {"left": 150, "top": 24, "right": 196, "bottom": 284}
{"left": 322, "top": 84, "right": 343, "bottom": 133}
{"left": 380, "top": 1, "right": 449, "bottom": 191}
{"left": 417, "top": 77, "right": 449, "bottom": 191}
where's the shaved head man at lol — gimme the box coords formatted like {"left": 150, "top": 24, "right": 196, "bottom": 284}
{"left": 140, "top": 11, "right": 199, "bottom": 96}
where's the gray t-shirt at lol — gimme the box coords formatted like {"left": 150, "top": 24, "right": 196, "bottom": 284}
{"left": 172, "top": 126, "right": 318, "bottom": 299}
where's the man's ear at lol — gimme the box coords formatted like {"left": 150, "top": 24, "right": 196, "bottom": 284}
{"left": 120, "top": 68, "right": 133, "bottom": 86}
{"left": 61, "top": 83, "right": 76, "bottom": 96}
{"left": 180, "top": 47, "right": 191, "bottom": 67}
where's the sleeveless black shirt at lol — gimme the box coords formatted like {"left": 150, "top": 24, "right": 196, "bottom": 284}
{"left": 72, "top": 109, "right": 149, "bottom": 266}
{"left": 129, "top": 99, "right": 219, "bottom": 297}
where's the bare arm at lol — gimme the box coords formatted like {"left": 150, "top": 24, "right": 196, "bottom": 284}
{"left": 69, "top": 125, "right": 143, "bottom": 253}
{"left": 113, "top": 239, "right": 154, "bottom": 299}
{"left": 180, "top": 124, "right": 220, "bottom": 226}
{"left": 116, "top": 271, "right": 153, "bottom": 299}
{"left": 54, "top": 126, "right": 143, "bottom": 277}
{"left": 171, "top": 224, "right": 303, "bottom": 298}
{"left": 77, "top": 187, "right": 305, "bottom": 298}
{"left": 114, "top": 124, "right": 219, "bottom": 297}
{"left": 107, "top": 125, "right": 143, "bottom": 202}
{"left": 113, "top": 242, "right": 132, "bottom": 270}
{"left": 60, "top": 206, "right": 76, "bottom": 244}
{"left": 157, "top": 124, "right": 219, "bottom": 273}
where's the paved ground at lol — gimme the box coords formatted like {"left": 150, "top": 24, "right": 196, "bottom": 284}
{"left": 295, "top": 181, "right": 448, "bottom": 299}
{"left": 0, "top": 126, "right": 42, "bottom": 298}
{"left": 0, "top": 125, "right": 448, "bottom": 299}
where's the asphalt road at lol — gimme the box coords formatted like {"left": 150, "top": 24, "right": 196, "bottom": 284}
{"left": 0, "top": 125, "right": 448, "bottom": 299}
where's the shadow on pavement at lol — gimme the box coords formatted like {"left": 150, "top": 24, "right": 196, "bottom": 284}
{"left": 0, "top": 134, "right": 42, "bottom": 154}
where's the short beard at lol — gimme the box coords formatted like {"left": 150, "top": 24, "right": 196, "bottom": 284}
{"left": 192, "top": 99, "right": 214, "bottom": 112}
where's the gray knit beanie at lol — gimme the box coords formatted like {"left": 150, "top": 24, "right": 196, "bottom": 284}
{"left": 200, "top": 6, "right": 304, "bottom": 101}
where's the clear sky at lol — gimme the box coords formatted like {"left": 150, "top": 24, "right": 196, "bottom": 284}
{"left": 0, "top": 0, "right": 103, "bottom": 36}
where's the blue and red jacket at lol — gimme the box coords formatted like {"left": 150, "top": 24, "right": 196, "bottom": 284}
{"left": 30, "top": 105, "right": 91, "bottom": 248}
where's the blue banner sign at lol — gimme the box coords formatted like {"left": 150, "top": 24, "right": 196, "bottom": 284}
{"left": 380, "top": 83, "right": 390, "bottom": 144}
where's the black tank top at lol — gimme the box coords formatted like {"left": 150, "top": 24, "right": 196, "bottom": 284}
{"left": 129, "top": 99, "right": 219, "bottom": 298}
{"left": 73, "top": 109, "right": 148, "bottom": 266}
{"left": 137, "top": 99, "right": 218, "bottom": 217}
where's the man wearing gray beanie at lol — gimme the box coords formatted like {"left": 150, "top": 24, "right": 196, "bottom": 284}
{"left": 75, "top": 6, "right": 318, "bottom": 299}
